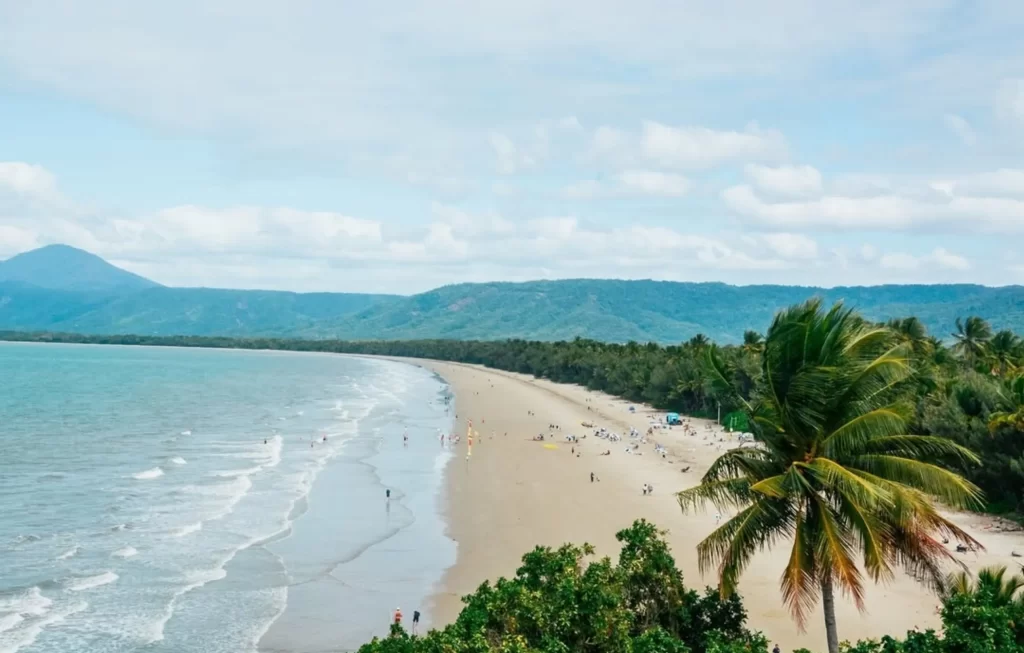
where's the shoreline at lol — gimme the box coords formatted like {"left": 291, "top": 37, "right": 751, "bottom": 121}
{"left": 403, "top": 357, "right": 1024, "bottom": 652}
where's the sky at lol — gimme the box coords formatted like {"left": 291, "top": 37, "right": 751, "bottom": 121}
{"left": 1, "top": 1, "right": 1024, "bottom": 294}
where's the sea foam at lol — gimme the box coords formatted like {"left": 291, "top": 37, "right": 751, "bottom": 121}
{"left": 67, "top": 572, "right": 118, "bottom": 592}
{"left": 132, "top": 467, "right": 164, "bottom": 480}
{"left": 0, "top": 587, "right": 52, "bottom": 617}
{"left": 56, "top": 546, "right": 79, "bottom": 561}
{"left": 111, "top": 546, "right": 138, "bottom": 559}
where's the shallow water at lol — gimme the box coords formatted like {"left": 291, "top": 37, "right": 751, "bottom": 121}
{"left": 0, "top": 343, "right": 455, "bottom": 653}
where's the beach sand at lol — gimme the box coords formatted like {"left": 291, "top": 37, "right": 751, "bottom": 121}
{"left": 410, "top": 359, "right": 1024, "bottom": 652}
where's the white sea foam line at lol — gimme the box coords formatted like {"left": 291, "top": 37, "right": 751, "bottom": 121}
{"left": 0, "top": 588, "right": 51, "bottom": 617}
{"left": 240, "top": 587, "right": 287, "bottom": 653}
{"left": 111, "top": 546, "right": 138, "bottom": 559}
{"left": 132, "top": 467, "right": 164, "bottom": 480}
{"left": 150, "top": 417, "right": 365, "bottom": 644}
{"left": 170, "top": 457, "right": 187, "bottom": 465}
{"left": 212, "top": 466, "right": 262, "bottom": 478}
{"left": 67, "top": 572, "right": 118, "bottom": 592}
{"left": 173, "top": 523, "right": 202, "bottom": 538}
{"left": 149, "top": 400, "right": 376, "bottom": 645}
{"left": 0, "top": 615, "right": 23, "bottom": 636}
{"left": 0, "top": 601, "right": 87, "bottom": 653}
{"left": 56, "top": 546, "right": 79, "bottom": 561}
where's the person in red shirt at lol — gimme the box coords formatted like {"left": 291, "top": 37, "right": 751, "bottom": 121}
{"left": 393, "top": 607, "right": 403, "bottom": 626}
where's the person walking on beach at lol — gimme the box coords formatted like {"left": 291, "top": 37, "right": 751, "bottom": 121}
{"left": 412, "top": 610, "right": 420, "bottom": 634}
{"left": 773, "top": 645, "right": 781, "bottom": 653}
{"left": 590, "top": 472, "right": 594, "bottom": 483}
{"left": 393, "top": 607, "right": 402, "bottom": 626}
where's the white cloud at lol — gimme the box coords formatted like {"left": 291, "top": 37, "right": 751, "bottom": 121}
{"left": 943, "top": 114, "right": 977, "bottom": 146}
{"left": 761, "top": 233, "right": 819, "bottom": 260}
{"left": 0, "top": 162, "right": 57, "bottom": 196}
{"left": 879, "top": 252, "right": 920, "bottom": 270}
{"left": 616, "top": 170, "right": 692, "bottom": 197}
{"left": 745, "top": 164, "right": 822, "bottom": 197}
{"left": 640, "top": 121, "right": 786, "bottom": 169}
{"left": 489, "top": 132, "right": 536, "bottom": 174}
{"left": 0, "top": 162, "right": 799, "bottom": 290}
{"left": 0, "top": 0, "right": 981, "bottom": 162}
{"left": 996, "top": 78, "right": 1024, "bottom": 125}
{"left": 879, "top": 247, "right": 970, "bottom": 271}
{"left": 930, "top": 247, "right": 970, "bottom": 270}
{"left": 589, "top": 126, "right": 631, "bottom": 160}
{"left": 562, "top": 170, "right": 692, "bottom": 199}
{"left": 723, "top": 168, "right": 1024, "bottom": 233}
{"left": 563, "top": 180, "right": 603, "bottom": 199}
{"left": 932, "top": 169, "right": 1024, "bottom": 198}
{"left": 0, "top": 224, "right": 40, "bottom": 257}
{"left": 558, "top": 116, "right": 583, "bottom": 130}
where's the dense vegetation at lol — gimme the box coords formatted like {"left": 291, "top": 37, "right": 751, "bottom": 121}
{"left": 3, "top": 305, "right": 1023, "bottom": 516}
{"left": 680, "top": 301, "right": 984, "bottom": 653}
{"left": 4, "top": 245, "right": 1024, "bottom": 341}
{"left": 357, "top": 520, "right": 1024, "bottom": 653}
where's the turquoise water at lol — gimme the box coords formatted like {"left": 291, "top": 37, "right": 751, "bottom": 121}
{"left": 0, "top": 343, "right": 455, "bottom": 653}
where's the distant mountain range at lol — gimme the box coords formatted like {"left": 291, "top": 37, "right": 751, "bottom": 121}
{"left": 2, "top": 245, "right": 1023, "bottom": 343}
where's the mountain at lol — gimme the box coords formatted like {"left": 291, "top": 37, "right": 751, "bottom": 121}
{"left": 2, "top": 246, "right": 1024, "bottom": 343}
{"left": 311, "top": 279, "right": 1024, "bottom": 344}
{"left": 0, "top": 244, "right": 160, "bottom": 292}
{"left": 46, "top": 287, "right": 395, "bottom": 336}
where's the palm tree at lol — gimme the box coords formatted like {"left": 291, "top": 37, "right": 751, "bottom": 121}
{"left": 680, "top": 299, "right": 984, "bottom": 653}
{"left": 952, "top": 316, "right": 993, "bottom": 366}
{"left": 742, "top": 330, "right": 764, "bottom": 355}
{"left": 989, "top": 375, "right": 1024, "bottom": 432}
{"left": 943, "top": 566, "right": 1024, "bottom": 607}
{"left": 687, "top": 333, "right": 710, "bottom": 350}
{"left": 987, "top": 330, "right": 1023, "bottom": 376}
{"left": 887, "top": 317, "right": 934, "bottom": 360}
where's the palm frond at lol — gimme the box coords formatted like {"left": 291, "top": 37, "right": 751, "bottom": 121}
{"left": 780, "top": 509, "right": 819, "bottom": 630}
{"left": 863, "top": 435, "right": 981, "bottom": 465}
{"left": 677, "top": 478, "right": 755, "bottom": 514}
{"left": 821, "top": 407, "right": 907, "bottom": 458}
{"left": 852, "top": 455, "right": 985, "bottom": 510}
{"left": 801, "top": 458, "right": 887, "bottom": 509}
{"left": 698, "top": 500, "right": 794, "bottom": 595}
{"left": 810, "top": 495, "right": 865, "bottom": 611}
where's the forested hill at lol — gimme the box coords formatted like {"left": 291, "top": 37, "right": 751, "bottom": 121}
{"left": 2, "top": 245, "right": 1024, "bottom": 342}
{"left": 311, "top": 279, "right": 1024, "bottom": 344}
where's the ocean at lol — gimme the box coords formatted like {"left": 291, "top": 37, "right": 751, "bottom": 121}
{"left": 0, "top": 342, "right": 456, "bottom": 653}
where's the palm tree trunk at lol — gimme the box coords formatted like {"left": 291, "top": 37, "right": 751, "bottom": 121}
{"left": 821, "top": 578, "right": 840, "bottom": 653}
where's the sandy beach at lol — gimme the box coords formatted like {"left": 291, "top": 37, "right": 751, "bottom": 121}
{"left": 410, "top": 358, "right": 1024, "bottom": 652}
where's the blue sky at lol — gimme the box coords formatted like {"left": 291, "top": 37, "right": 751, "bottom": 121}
{"left": 1, "top": 1, "right": 1023, "bottom": 293}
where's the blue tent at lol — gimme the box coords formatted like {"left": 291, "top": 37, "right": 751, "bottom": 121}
{"left": 665, "top": 412, "right": 681, "bottom": 425}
